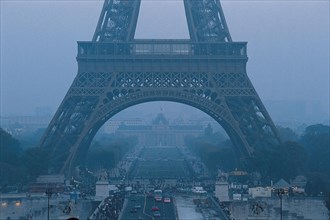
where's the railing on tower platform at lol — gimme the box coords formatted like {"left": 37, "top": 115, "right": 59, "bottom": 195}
{"left": 77, "top": 40, "right": 247, "bottom": 58}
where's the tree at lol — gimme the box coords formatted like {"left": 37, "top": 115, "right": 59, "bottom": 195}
{"left": 0, "top": 128, "right": 24, "bottom": 185}
{"left": 300, "top": 124, "right": 330, "bottom": 195}
{"left": 300, "top": 124, "right": 330, "bottom": 172}
{"left": 276, "top": 126, "right": 298, "bottom": 142}
{"left": 252, "top": 141, "right": 306, "bottom": 182}
{"left": 280, "top": 141, "right": 307, "bottom": 178}
{"left": 0, "top": 128, "right": 21, "bottom": 165}
{"left": 86, "top": 135, "right": 137, "bottom": 171}
{"left": 21, "top": 147, "right": 49, "bottom": 178}
{"left": 185, "top": 134, "right": 237, "bottom": 174}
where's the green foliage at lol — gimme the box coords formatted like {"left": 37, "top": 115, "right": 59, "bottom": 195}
{"left": 0, "top": 128, "right": 21, "bottom": 165}
{"left": 17, "top": 128, "right": 45, "bottom": 149}
{"left": 185, "top": 133, "right": 236, "bottom": 173}
{"left": 21, "top": 147, "right": 49, "bottom": 178}
{"left": 86, "top": 148, "right": 115, "bottom": 170}
{"left": 86, "top": 134, "right": 137, "bottom": 171}
{"left": 253, "top": 124, "right": 329, "bottom": 190}
{"left": 0, "top": 128, "right": 23, "bottom": 185}
{"left": 253, "top": 124, "right": 329, "bottom": 195}
{"left": 276, "top": 126, "right": 298, "bottom": 142}
{"left": 300, "top": 124, "right": 330, "bottom": 195}
{"left": 0, "top": 163, "right": 25, "bottom": 185}
{"left": 304, "top": 172, "right": 328, "bottom": 196}
{"left": 300, "top": 124, "right": 330, "bottom": 173}
{"left": 253, "top": 141, "right": 306, "bottom": 181}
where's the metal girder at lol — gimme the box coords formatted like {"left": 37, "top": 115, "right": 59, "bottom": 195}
{"left": 93, "top": 0, "right": 141, "bottom": 42}
{"left": 93, "top": 0, "right": 231, "bottom": 42}
{"left": 184, "top": 0, "right": 232, "bottom": 42}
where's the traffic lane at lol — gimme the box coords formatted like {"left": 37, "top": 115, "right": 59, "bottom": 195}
{"left": 120, "top": 194, "right": 176, "bottom": 220}
{"left": 160, "top": 199, "right": 176, "bottom": 220}
{"left": 120, "top": 194, "right": 152, "bottom": 220}
{"left": 144, "top": 196, "right": 176, "bottom": 220}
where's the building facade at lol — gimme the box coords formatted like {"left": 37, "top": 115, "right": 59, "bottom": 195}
{"left": 115, "top": 113, "right": 203, "bottom": 146}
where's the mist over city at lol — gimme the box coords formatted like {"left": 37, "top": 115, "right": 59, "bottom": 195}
{"left": 1, "top": 0, "right": 329, "bottom": 220}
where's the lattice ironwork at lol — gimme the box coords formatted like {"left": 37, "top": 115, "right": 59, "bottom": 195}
{"left": 93, "top": 0, "right": 141, "bottom": 42}
{"left": 39, "top": 0, "right": 281, "bottom": 175}
{"left": 184, "top": 0, "right": 232, "bottom": 42}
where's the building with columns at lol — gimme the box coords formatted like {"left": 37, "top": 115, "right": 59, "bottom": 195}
{"left": 115, "top": 112, "right": 204, "bottom": 146}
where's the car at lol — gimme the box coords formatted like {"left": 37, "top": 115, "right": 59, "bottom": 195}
{"left": 164, "top": 197, "right": 171, "bottom": 203}
{"left": 153, "top": 211, "right": 161, "bottom": 217}
{"left": 130, "top": 208, "right": 138, "bottom": 213}
{"left": 154, "top": 196, "right": 162, "bottom": 202}
{"left": 134, "top": 204, "right": 142, "bottom": 209}
{"left": 151, "top": 206, "right": 159, "bottom": 211}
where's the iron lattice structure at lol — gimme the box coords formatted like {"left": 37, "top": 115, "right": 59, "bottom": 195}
{"left": 39, "top": 0, "right": 281, "bottom": 175}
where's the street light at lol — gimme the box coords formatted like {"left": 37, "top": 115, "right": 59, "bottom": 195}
{"left": 45, "top": 187, "right": 53, "bottom": 220}
{"left": 272, "top": 187, "right": 288, "bottom": 220}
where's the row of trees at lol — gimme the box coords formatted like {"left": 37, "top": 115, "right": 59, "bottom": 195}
{"left": 0, "top": 128, "right": 137, "bottom": 188}
{"left": 86, "top": 134, "right": 137, "bottom": 170}
{"left": 186, "top": 124, "right": 330, "bottom": 196}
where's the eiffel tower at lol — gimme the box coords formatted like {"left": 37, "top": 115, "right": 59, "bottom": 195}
{"left": 39, "top": 0, "right": 281, "bottom": 175}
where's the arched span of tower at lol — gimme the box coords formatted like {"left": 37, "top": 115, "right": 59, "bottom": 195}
{"left": 64, "top": 91, "right": 252, "bottom": 176}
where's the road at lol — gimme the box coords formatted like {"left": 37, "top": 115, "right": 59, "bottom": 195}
{"left": 120, "top": 193, "right": 176, "bottom": 220}
{"left": 129, "top": 147, "right": 193, "bottom": 180}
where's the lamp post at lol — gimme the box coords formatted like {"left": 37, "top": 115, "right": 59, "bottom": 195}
{"left": 273, "top": 187, "right": 288, "bottom": 220}
{"left": 45, "top": 187, "right": 53, "bottom": 220}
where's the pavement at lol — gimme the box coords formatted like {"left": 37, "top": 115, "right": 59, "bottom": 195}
{"left": 175, "top": 195, "right": 204, "bottom": 220}
{"left": 0, "top": 193, "right": 93, "bottom": 220}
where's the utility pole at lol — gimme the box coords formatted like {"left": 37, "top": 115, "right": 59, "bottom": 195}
{"left": 273, "top": 187, "right": 288, "bottom": 220}
{"left": 45, "top": 187, "right": 53, "bottom": 220}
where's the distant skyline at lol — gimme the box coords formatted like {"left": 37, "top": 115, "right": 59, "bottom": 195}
{"left": 1, "top": 0, "right": 329, "bottom": 123}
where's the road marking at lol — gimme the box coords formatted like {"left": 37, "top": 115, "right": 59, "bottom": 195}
{"left": 143, "top": 193, "right": 154, "bottom": 220}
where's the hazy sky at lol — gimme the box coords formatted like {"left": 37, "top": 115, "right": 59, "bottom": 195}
{"left": 1, "top": 0, "right": 329, "bottom": 121}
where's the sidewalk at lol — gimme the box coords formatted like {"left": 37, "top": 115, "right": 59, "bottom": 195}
{"left": 175, "top": 195, "right": 203, "bottom": 220}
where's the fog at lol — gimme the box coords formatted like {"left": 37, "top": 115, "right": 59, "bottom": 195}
{"left": 1, "top": 0, "right": 329, "bottom": 123}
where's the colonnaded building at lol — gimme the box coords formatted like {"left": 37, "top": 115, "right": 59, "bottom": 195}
{"left": 115, "top": 112, "right": 204, "bottom": 146}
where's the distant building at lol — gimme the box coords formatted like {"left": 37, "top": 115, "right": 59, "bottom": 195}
{"left": 291, "top": 175, "right": 307, "bottom": 194}
{"left": 215, "top": 181, "right": 230, "bottom": 202}
{"left": 29, "top": 175, "right": 65, "bottom": 193}
{"left": 228, "top": 170, "right": 249, "bottom": 185}
{"left": 273, "top": 178, "right": 291, "bottom": 189}
{"left": 115, "top": 112, "right": 203, "bottom": 146}
{"left": 95, "top": 181, "right": 111, "bottom": 199}
{"left": 248, "top": 187, "right": 272, "bottom": 198}
{"left": 291, "top": 175, "right": 307, "bottom": 188}
{"left": 0, "top": 115, "right": 51, "bottom": 135}
{"left": 101, "top": 118, "right": 145, "bottom": 134}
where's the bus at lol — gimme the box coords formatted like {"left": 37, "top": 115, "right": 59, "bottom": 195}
{"left": 154, "top": 189, "right": 162, "bottom": 202}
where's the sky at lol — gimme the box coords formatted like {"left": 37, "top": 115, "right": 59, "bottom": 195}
{"left": 1, "top": 0, "right": 329, "bottom": 123}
